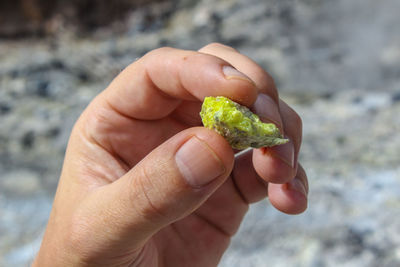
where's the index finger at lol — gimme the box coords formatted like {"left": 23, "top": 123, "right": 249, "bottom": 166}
{"left": 100, "top": 47, "right": 258, "bottom": 120}
{"left": 199, "top": 43, "right": 279, "bottom": 102}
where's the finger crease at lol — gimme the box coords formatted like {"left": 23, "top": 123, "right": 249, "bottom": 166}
{"left": 193, "top": 212, "right": 232, "bottom": 238}
{"left": 230, "top": 171, "right": 251, "bottom": 205}
{"left": 134, "top": 167, "right": 169, "bottom": 222}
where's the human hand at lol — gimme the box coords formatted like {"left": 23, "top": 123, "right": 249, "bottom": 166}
{"left": 33, "top": 43, "right": 308, "bottom": 267}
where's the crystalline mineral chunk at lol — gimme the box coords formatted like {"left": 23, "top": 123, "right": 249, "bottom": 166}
{"left": 200, "top": 96, "right": 288, "bottom": 150}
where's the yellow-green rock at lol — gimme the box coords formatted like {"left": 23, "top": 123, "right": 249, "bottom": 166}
{"left": 200, "top": 96, "right": 288, "bottom": 149}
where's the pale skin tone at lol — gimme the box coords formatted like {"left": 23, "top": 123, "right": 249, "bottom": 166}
{"left": 33, "top": 43, "right": 308, "bottom": 267}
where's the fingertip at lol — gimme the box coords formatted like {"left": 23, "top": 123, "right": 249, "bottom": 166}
{"left": 198, "top": 42, "right": 279, "bottom": 103}
{"left": 268, "top": 180, "right": 308, "bottom": 215}
{"left": 252, "top": 148, "right": 297, "bottom": 184}
{"left": 193, "top": 127, "right": 235, "bottom": 175}
{"left": 252, "top": 93, "right": 284, "bottom": 133}
{"left": 199, "top": 42, "right": 239, "bottom": 53}
{"left": 221, "top": 65, "right": 258, "bottom": 105}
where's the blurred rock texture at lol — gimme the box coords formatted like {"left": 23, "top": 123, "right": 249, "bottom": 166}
{"left": 1, "top": 0, "right": 400, "bottom": 266}
{"left": 0, "top": 0, "right": 165, "bottom": 37}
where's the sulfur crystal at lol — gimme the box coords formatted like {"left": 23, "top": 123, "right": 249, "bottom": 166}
{"left": 200, "top": 96, "right": 288, "bottom": 150}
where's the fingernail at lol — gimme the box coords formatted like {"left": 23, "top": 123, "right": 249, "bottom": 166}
{"left": 287, "top": 176, "right": 308, "bottom": 197}
{"left": 269, "top": 139, "right": 295, "bottom": 168}
{"left": 175, "top": 136, "right": 225, "bottom": 188}
{"left": 223, "top": 65, "right": 254, "bottom": 84}
{"left": 253, "top": 93, "right": 283, "bottom": 130}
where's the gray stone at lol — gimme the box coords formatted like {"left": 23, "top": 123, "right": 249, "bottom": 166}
{"left": 1, "top": 170, "right": 41, "bottom": 196}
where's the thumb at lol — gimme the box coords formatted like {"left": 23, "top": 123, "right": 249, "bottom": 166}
{"left": 76, "top": 127, "right": 234, "bottom": 258}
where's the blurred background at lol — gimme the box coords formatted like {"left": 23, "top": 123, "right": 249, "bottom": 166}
{"left": 1, "top": 0, "right": 400, "bottom": 266}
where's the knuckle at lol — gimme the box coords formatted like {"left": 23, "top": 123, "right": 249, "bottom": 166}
{"left": 293, "top": 111, "right": 303, "bottom": 129}
{"left": 280, "top": 100, "right": 303, "bottom": 129}
{"left": 290, "top": 111, "right": 303, "bottom": 141}
{"left": 148, "top": 46, "right": 174, "bottom": 56}
{"left": 82, "top": 103, "right": 113, "bottom": 145}
{"left": 296, "top": 164, "right": 309, "bottom": 193}
{"left": 141, "top": 47, "right": 175, "bottom": 63}
{"left": 201, "top": 42, "right": 238, "bottom": 52}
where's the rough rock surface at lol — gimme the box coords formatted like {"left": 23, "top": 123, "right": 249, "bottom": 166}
{"left": 1, "top": 0, "right": 400, "bottom": 266}
{"left": 200, "top": 96, "right": 288, "bottom": 149}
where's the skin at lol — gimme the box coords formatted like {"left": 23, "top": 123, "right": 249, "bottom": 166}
{"left": 33, "top": 43, "right": 308, "bottom": 267}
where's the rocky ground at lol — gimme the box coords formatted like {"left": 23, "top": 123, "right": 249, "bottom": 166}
{"left": 1, "top": 0, "right": 400, "bottom": 266}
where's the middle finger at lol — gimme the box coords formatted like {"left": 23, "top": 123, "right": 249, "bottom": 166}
{"left": 199, "top": 43, "right": 301, "bottom": 184}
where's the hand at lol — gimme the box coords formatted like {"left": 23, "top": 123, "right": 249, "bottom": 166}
{"left": 33, "top": 43, "right": 308, "bottom": 267}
